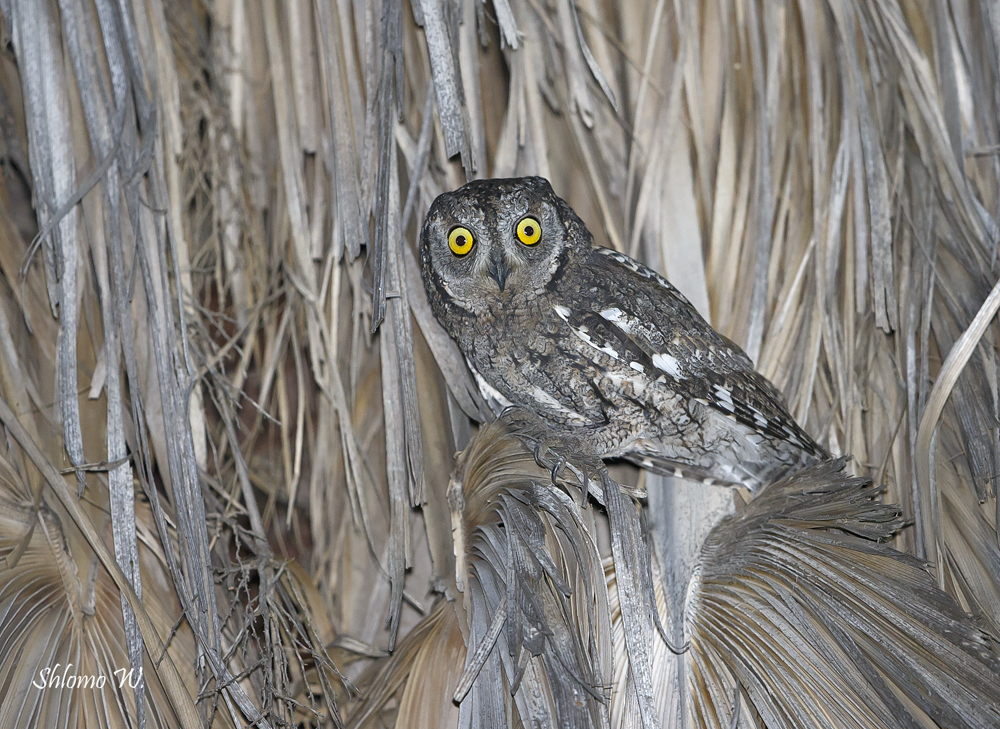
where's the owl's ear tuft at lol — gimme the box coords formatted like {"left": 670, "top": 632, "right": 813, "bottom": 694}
{"left": 525, "top": 176, "right": 555, "bottom": 194}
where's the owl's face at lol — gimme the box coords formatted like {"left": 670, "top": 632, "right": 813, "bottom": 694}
{"left": 420, "top": 177, "right": 579, "bottom": 314}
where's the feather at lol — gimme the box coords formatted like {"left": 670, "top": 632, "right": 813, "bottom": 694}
{"left": 563, "top": 246, "right": 827, "bottom": 463}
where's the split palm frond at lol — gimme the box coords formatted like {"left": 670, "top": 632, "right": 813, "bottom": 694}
{"left": 348, "top": 425, "right": 1000, "bottom": 728}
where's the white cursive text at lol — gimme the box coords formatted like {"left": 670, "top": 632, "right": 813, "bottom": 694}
{"left": 31, "top": 663, "right": 143, "bottom": 690}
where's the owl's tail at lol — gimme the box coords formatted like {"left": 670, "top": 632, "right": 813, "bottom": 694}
{"left": 625, "top": 438, "right": 825, "bottom": 492}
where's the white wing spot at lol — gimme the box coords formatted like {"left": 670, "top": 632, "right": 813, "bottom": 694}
{"left": 599, "top": 248, "right": 640, "bottom": 273}
{"left": 601, "top": 307, "right": 635, "bottom": 335}
{"left": 468, "top": 363, "right": 513, "bottom": 409}
{"left": 530, "top": 387, "right": 587, "bottom": 424}
{"left": 597, "top": 247, "right": 689, "bottom": 300}
{"left": 555, "top": 305, "right": 620, "bottom": 360}
{"left": 712, "top": 385, "right": 733, "bottom": 404}
{"left": 594, "top": 341, "right": 619, "bottom": 359}
{"left": 652, "top": 353, "right": 686, "bottom": 380}
{"left": 576, "top": 328, "right": 618, "bottom": 359}
{"left": 748, "top": 405, "right": 769, "bottom": 428}
{"left": 629, "top": 361, "right": 645, "bottom": 373}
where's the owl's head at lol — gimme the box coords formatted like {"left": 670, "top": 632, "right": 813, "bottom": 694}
{"left": 419, "top": 177, "right": 586, "bottom": 315}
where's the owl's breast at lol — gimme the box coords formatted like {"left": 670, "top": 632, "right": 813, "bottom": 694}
{"left": 462, "top": 300, "right": 564, "bottom": 403}
{"left": 460, "top": 300, "right": 657, "bottom": 433}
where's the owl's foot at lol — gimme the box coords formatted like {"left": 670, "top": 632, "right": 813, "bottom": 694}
{"left": 531, "top": 445, "right": 566, "bottom": 485}
{"left": 497, "top": 407, "right": 605, "bottom": 501}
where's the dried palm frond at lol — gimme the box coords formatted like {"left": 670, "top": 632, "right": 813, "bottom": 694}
{"left": 348, "top": 423, "right": 1000, "bottom": 728}
{"left": 687, "top": 459, "right": 1000, "bottom": 729}
{"left": 346, "top": 600, "right": 465, "bottom": 729}
{"left": 0, "top": 0, "right": 348, "bottom": 726}
{"left": 0, "top": 428, "right": 204, "bottom": 729}
{"left": 445, "top": 411, "right": 617, "bottom": 729}
{"left": 346, "top": 410, "right": 621, "bottom": 728}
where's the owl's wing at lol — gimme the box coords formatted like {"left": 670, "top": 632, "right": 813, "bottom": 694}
{"left": 555, "top": 247, "right": 825, "bottom": 458}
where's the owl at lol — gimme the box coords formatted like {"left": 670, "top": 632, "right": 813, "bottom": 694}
{"left": 419, "top": 176, "right": 827, "bottom": 490}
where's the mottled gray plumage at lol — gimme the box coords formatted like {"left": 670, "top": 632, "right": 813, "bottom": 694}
{"left": 420, "top": 176, "right": 826, "bottom": 489}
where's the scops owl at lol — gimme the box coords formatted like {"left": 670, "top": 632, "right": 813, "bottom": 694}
{"left": 419, "top": 176, "right": 827, "bottom": 490}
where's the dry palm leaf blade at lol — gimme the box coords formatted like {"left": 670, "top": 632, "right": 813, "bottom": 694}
{"left": 347, "top": 408, "right": 617, "bottom": 728}
{"left": 345, "top": 600, "right": 466, "bottom": 729}
{"left": 685, "top": 458, "right": 1000, "bottom": 729}
{"left": 0, "top": 405, "right": 346, "bottom": 729}
{"left": 449, "top": 409, "right": 620, "bottom": 729}
{"left": 0, "top": 445, "right": 214, "bottom": 728}
{"left": 348, "top": 416, "right": 1000, "bottom": 729}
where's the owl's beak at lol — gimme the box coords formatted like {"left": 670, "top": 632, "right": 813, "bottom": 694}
{"left": 487, "top": 251, "right": 510, "bottom": 292}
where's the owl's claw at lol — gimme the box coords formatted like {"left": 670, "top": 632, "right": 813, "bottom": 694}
{"left": 500, "top": 406, "right": 606, "bottom": 502}
{"left": 528, "top": 441, "right": 566, "bottom": 484}
{"left": 530, "top": 442, "right": 550, "bottom": 472}
{"left": 548, "top": 454, "right": 566, "bottom": 483}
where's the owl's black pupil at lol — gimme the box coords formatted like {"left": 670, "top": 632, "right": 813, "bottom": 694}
{"left": 457, "top": 235, "right": 466, "bottom": 246}
{"left": 524, "top": 226, "right": 534, "bottom": 236}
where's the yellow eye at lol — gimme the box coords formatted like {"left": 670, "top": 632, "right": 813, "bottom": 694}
{"left": 516, "top": 216, "right": 542, "bottom": 246}
{"left": 448, "top": 226, "right": 475, "bottom": 256}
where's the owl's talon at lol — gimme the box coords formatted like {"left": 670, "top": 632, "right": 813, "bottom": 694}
{"left": 530, "top": 442, "right": 550, "bottom": 472}
{"left": 547, "top": 454, "right": 565, "bottom": 484}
